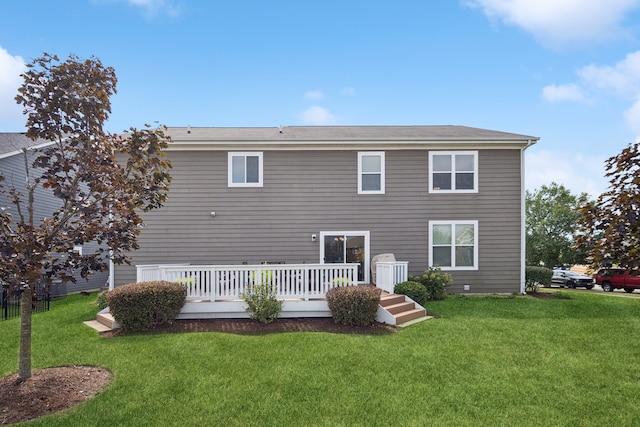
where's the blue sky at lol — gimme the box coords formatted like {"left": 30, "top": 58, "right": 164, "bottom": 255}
{"left": 2, "top": 0, "right": 640, "bottom": 199}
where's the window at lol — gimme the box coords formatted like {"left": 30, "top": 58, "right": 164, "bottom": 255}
{"left": 429, "top": 151, "right": 478, "bottom": 193}
{"left": 228, "top": 152, "right": 263, "bottom": 187}
{"left": 429, "top": 220, "right": 478, "bottom": 270}
{"left": 358, "top": 152, "right": 385, "bottom": 194}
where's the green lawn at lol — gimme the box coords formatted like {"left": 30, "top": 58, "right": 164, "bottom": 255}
{"left": 1, "top": 291, "right": 639, "bottom": 426}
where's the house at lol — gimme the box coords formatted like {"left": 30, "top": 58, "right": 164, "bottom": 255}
{"left": 0, "top": 133, "right": 109, "bottom": 296}
{"left": 114, "top": 125, "right": 538, "bottom": 299}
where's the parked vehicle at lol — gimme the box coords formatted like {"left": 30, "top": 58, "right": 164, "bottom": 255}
{"left": 551, "top": 270, "right": 594, "bottom": 289}
{"left": 594, "top": 268, "right": 640, "bottom": 293}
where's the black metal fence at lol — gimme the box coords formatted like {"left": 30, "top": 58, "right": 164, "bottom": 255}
{"left": 1, "top": 283, "right": 50, "bottom": 320}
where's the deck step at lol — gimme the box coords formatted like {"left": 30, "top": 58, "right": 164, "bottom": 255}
{"left": 395, "top": 308, "right": 427, "bottom": 324}
{"left": 378, "top": 292, "right": 428, "bottom": 326}
{"left": 379, "top": 294, "right": 406, "bottom": 307}
{"left": 384, "top": 301, "right": 416, "bottom": 315}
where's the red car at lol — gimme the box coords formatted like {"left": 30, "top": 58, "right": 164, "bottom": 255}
{"left": 595, "top": 268, "right": 640, "bottom": 293}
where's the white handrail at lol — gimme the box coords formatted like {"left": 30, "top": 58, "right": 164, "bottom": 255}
{"left": 136, "top": 263, "right": 358, "bottom": 301}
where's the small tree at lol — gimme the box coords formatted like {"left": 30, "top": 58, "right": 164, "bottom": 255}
{"left": 575, "top": 142, "right": 640, "bottom": 268}
{"left": 0, "top": 53, "right": 172, "bottom": 380}
{"left": 526, "top": 183, "right": 588, "bottom": 268}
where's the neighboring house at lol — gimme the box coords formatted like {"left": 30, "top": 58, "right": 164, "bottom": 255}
{"left": 0, "top": 133, "right": 109, "bottom": 296}
{"left": 114, "top": 125, "right": 538, "bottom": 295}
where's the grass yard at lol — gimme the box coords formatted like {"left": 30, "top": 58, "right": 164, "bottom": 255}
{"left": 1, "top": 291, "right": 639, "bottom": 426}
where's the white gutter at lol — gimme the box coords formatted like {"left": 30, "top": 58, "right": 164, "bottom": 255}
{"left": 520, "top": 139, "right": 537, "bottom": 293}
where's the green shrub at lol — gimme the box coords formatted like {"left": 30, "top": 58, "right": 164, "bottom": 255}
{"left": 96, "top": 290, "right": 108, "bottom": 310}
{"left": 525, "top": 266, "right": 553, "bottom": 293}
{"left": 241, "top": 282, "right": 283, "bottom": 324}
{"left": 410, "top": 266, "right": 453, "bottom": 301}
{"left": 106, "top": 280, "right": 187, "bottom": 331}
{"left": 394, "top": 281, "right": 427, "bottom": 306}
{"left": 326, "top": 285, "right": 381, "bottom": 326}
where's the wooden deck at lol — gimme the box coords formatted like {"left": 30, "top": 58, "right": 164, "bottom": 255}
{"left": 85, "top": 261, "right": 423, "bottom": 331}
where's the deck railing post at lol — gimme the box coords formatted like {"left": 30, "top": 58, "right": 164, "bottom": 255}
{"left": 145, "top": 262, "right": 371, "bottom": 304}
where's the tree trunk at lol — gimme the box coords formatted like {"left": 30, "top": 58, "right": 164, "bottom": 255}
{"left": 18, "top": 286, "right": 33, "bottom": 381}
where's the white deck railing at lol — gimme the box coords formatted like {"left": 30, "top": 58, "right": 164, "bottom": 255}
{"left": 136, "top": 263, "right": 359, "bottom": 301}
{"left": 375, "top": 261, "right": 409, "bottom": 293}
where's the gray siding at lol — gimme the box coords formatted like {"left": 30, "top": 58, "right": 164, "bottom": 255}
{"left": 117, "top": 148, "right": 523, "bottom": 293}
{"left": 0, "top": 149, "right": 109, "bottom": 293}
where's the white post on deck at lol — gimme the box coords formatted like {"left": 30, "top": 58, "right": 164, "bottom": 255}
{"left": 376, "top": 261, "right": 408, "bottom": 293}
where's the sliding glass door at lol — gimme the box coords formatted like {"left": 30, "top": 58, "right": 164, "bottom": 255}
{"left": 320, "top": 231, "right": 370, "bottom": 283}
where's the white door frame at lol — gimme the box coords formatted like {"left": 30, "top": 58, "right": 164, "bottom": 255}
{"left": 319, "top": 231, "right": 370, "bottom": 283}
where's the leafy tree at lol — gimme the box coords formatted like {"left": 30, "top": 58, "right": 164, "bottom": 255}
{"left": 0, "top": 53, "right": 172, "bottom": 380}
{"left": 526, "top": 182, "right": 588, "bottom": 268}
{"left": 575, "top": 142, "right": 640, "bottom": 268}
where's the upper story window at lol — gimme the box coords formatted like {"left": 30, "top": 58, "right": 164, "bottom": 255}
{"left": 429, "top": 220, "right": 478, "bottom": 270}
{"left": 429, "top": 151, "right": 478, "bottom": 193}
{"left": 228, "top": 152, "right": 263, "bottom": 187}
{"left": 358, "top": 152, "right": 385, "bottom": 194}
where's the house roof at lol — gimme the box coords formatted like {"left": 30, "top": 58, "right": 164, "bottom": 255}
{"left": 0, "top": 133, "right": 52, "bottom": 159}
{"left": 164, "top": 125, "right": 539, "bottom": 151}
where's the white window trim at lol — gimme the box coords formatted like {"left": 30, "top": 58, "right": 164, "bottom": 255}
{"left": 429, "top": 220, "right": 479, "bottom": 271}
{"left": 357, "top": 151, "right": 385, "bottom": 194}
{"left": 429, "top": 151, "right": 478, "bottom": 193}
{"left": 228, "top": 152, "right": 263, "bottom": 187}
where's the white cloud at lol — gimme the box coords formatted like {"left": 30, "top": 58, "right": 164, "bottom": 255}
{"left": 304, "top": 90, "right": 324, "bottom": 101}
{"left": 0, "top": 47, "right": 26, "bottom": 125}
{"left": 578, "top": 50, "right": 640, "bottom": 96}
{"left": 543, "top": 50, "right": 640, "bottom": 138}
{"left": 97, "top": 0, "right": 182, "bottom": 17}
{"left": 466, "top": 0, "right": 640, "bottom": 46}
{"left": 624, "top": 97, "right": 640, "bottom": 134}
{"left": 526, "top": 149, "right": 609, "bottom": 198}
{"left": 541, "top": 84, "right": 587, "bottom": 103}
{"left": 299, "top": 106, "right": 336, "bottom": 125}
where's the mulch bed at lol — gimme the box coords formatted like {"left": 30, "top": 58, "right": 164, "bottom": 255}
{"left": 0, "top": 365, "right": 112, "bottom": 425}
{"left": 103, "top": 317, "right": 400, "bottom": 336}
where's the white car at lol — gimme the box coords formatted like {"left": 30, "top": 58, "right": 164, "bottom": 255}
{"left": 551, "top": 270, "right": 594, "bottom": 289}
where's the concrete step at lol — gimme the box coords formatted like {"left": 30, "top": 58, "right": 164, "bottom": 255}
{"left": 82, "top": 320, "right": 113, "bottom": 333}
{"left": 92, "top": 310, "right": 120, "bottom": 330}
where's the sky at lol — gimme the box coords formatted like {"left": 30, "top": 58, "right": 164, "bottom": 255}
{"left": 2, "top": 0, "right": 640, "bottom": 199}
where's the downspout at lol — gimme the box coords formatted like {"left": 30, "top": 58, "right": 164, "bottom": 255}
{"left": 108, "top": 256, "right": 114, "bottom": 291}
{"left": 108, "top": 206, "right": 115, "bottom": 291}
{"left": 520, "top": 139, "right": 535, "bottom": 294}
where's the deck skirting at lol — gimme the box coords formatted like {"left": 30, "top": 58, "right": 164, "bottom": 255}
{"left": 177, "top": 299, "right": 332, "bottom": 319}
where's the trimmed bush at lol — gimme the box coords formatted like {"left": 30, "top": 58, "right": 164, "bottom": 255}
{"left": 525, "top": 266, "right": 553, "bottom": 293}
{"left": 241, "top": 282, "right": 283, "bottom": 324}
{"left": 410, "top": 265, "right": 453, "bottom": 301}
{"left": 326, "top": 285, "right": 381, "bottom": 326}
{"left": 96, "top": 290, "right": 108, "bottom": 310}
{"left": 106, "top": 280, "right": 187, "bottom": 331}
{"left": 394, "top": 281, "right": 427, "bottom": 306}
